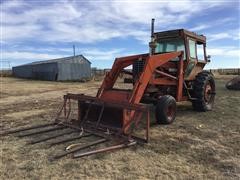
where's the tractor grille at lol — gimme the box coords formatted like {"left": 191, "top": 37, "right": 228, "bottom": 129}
{"left": 133, "top": 60, "right": 145, "bottom": 76}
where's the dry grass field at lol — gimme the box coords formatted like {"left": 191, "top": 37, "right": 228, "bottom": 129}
{"left": 0, "top": 76, "right": 239, "bottom": 179}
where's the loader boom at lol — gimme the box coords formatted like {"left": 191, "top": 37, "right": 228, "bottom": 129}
{"left": 97, "top": 51, "right": 183, "bottom": 133}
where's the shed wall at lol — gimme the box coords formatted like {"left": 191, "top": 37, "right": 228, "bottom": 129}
{"left": 12, "top": 55, "right": 91, "bottom": 81}
{"left": 12, "top": 65, "right": 32, "bottom": 78}
{"left": 57, "top": 62, "right": 91, "bottom": 81}
{"left": 32, "top": 63, "right": 58, "bottom": 81}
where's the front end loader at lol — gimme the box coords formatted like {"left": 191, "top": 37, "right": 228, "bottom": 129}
{"left": 1, "top": 19, "right": 216, "bottom": 160}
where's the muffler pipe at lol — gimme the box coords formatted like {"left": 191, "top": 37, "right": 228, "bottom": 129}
{"left": 149, "top": 18, "right": 156, "bottom": 56}
{"left": 151, "top": 18, "right": 155, "bottom": 39}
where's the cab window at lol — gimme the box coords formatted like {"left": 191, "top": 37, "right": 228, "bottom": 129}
{"left": 189, "top": 39, "right": 196, "bottom": 58}
{"left": 155, "top": 38, "right": 186, "bottom": 60}
{"left": 197, "top": 43, "right": 205, "bottom": 61}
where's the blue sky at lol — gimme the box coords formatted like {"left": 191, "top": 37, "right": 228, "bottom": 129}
{"left": 1, "top": 0, "right": 239, "bottom": 69}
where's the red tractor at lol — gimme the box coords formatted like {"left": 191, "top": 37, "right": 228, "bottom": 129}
{"left": 3, "top": 19, "right": 216, "bottom": 159}
{"left": 93, "top": 18, "right": 216, "bottom": 130}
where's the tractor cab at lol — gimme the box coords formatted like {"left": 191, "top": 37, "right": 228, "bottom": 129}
{"left": 152, "top": 29, "right": 208, "bottom": 80}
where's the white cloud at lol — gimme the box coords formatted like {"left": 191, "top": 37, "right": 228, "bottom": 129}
{"left": 79, "top": 48, "right": 130, "bottom": 61}
{"left": 1, "top": 0, "right": 232, "bottom": 44}
{"left": 209, "top": 33, "right": 232, "bottom": 41}
{"left": 2, "top": 51, "right": 64, "bottom": 60}
{"left": 190, "top": 24, "right": 210, "bottom": 32}
{"left": 207, "top": 46, "right": 240, "bottom": 57}
{"left": 12, "top": 47, "right": 73, "bottom": 53}
{"left": 2, "top": 48, "right": 127, "bottom": 63}
{"left": 3, "top": 24, "right": 42, "bottom": 40}
{"left": 208, "top": 30, "right": 240, "bottom": 41}
{"left": 2, "top": 1, "right": 81, "bottom": 25}
{"left": 189, "top": 18, "right": 235, "bottom": 32}
{"left": 1, "top": 0, "right": 27, "bottom": 10}
{"left": 1, "top": 0, "right": 239, "bottom": 69}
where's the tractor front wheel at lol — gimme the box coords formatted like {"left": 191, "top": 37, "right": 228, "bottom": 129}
{"left": 155, "top": 95, "right": 176, "bottom": 124}
{"left": 192, "top": 71, "right": 216, "bottom": 111}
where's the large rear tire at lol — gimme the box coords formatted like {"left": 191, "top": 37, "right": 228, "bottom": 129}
{"left": 192, "top": 71, "right": 216, "bottom": 111}
{"left": 155, "top": 95, "right": 176, "bottom": 124}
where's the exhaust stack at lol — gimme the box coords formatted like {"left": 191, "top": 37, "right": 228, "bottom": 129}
{"left": 149, "top": 18, "right": 156, "bottom": 55}
{"left": 151, "top": 18, "right": 155, "bottom": 39}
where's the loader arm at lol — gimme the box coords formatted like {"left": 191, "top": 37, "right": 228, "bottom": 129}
{"left": 97, "top": 52, "right": 183, "bottom": 104}
{"left": 97, "top": 53, "right": 148, "bottom": 97}
{"left": 129, "top": 52, "right": 183, "bottom": 104}
{"left": 96, "top": 51, "right": 183, "bottom": 133}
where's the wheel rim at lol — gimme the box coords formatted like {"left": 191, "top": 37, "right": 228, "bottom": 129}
{"left": 166, "top": 105, "right": 175, "bottom": 120}
{"left": 204, "top": 81, "right": 215, "bottom": 104}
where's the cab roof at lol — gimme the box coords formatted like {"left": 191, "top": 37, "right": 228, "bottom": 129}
{"left": 154, "top": 29, "right": 206, "bottom": 43}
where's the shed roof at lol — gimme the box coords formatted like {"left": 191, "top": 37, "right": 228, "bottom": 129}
{"left": 15, "top": 54, "right": 91, "bottom": 67}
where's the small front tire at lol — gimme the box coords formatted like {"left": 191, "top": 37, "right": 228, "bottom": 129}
{"left": 155, "top": 95, "right": 176, "bottom": 124}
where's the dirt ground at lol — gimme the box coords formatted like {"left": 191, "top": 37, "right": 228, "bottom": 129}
{"left": 0, "top": 76, "right": 239, "bottom": 179}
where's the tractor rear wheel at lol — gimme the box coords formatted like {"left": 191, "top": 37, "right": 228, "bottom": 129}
{"left": 192, "top": 71, "right": 215, "bottom": 111}
{"left": 155, "top": 95, "right": 176, "bottom": 124}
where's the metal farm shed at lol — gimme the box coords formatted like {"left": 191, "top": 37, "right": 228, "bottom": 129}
{"left": 12, "top": 55, "right": 91, "bottom": 81}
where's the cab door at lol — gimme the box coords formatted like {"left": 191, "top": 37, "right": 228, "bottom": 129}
{"left": 184, "top": 38, "right": 197, "bottom": 79}
{"left": 185, "top": 38, "right": 207, "bottom": 80}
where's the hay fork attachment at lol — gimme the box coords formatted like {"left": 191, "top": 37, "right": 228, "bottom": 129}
{"left": 1, "top": 94, "right": 149, "bottom": 160}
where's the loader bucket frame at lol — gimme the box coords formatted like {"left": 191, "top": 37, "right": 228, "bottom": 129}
{"left": 55, "top": 93, "right": 150, "bottom": 142}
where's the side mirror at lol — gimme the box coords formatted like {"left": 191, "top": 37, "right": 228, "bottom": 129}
{"left": 207, "top": 55, "right": 211, "bottom": 62}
